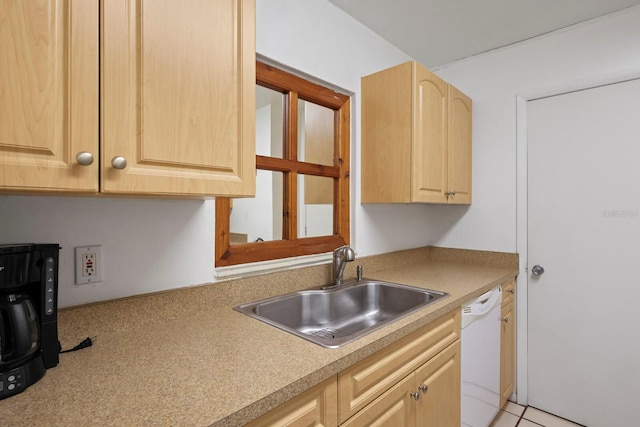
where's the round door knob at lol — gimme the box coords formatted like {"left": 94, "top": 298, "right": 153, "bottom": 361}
{"left": 409, "top": 391, "right": 420, "bottom": 401}
{"left": 503, "top": 317, "right": 510, "bottom": 323}
{"left": 531, "top": 265, "right": 545, "bottom": 276}
{"left": 76, "top": 151, "right": 94, "bottom": 166}
{"left": 111, "top": 156, "right": 127, "bottom": 170}
{"left": 418, "top": 384, "right": 428, "bottom": 393}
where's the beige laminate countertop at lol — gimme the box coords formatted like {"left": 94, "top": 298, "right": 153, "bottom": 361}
{"left": 0, "top": 248, "right": 518, "bottom": 426}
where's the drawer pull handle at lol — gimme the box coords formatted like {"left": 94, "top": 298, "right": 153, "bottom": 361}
{"left": 409, "top": 391, "right": 420, "bottom": 401}
{"left": 418, "top": 384, "right": 428, "bottom": 394}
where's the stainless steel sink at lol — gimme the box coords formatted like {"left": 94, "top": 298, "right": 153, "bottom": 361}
{"left": 234, "top": 279, "right": 448, "bottom": 348}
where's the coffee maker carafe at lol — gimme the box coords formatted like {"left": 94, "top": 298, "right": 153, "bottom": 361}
{"left": 0, "top": 244, "right": 60, "bottom": 399}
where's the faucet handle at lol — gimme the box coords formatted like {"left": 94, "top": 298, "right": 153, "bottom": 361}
{"left": 334, "top": 245, "right": 348, "bottom": 256}
{"left": 357, "top": 265, "right": 363, "bottom": 281}
{"left": 344, "top": 245, "right": 356, "bottom": 261}
{"left": 334, "top": 245, "right": 356, "bottom": 259}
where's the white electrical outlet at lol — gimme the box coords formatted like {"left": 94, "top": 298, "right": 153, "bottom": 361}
{"left": 75, "top": 246, "right": 103, "bottom": 285}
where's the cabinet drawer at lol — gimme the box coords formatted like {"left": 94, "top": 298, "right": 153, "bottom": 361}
{"left": 338, "top": 310, "right": 460, "bottom": 423}
{"left": 246, "top": 376, "right": 338, "bottom": 427}
{"left": 501, "top": 278, "right": 516, "bottom": 307}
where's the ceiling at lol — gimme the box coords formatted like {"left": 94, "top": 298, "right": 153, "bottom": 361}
{"left": 327, "top": 0, "right": 640, "bottom": 68}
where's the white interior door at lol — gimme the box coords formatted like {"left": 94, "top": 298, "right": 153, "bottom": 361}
{"left": 528, "top": 78, "right": 640, "bottom": 426}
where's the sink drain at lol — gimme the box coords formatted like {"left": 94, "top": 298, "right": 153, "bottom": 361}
{"left": 310, "top": 328, "right": 351, "bottom": 340}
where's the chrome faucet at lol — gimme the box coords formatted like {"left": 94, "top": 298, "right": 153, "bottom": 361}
{"left": 332, "top": 245, "right": 356, "bottom": 287}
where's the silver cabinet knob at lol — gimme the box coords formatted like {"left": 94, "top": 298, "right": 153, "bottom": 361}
{"left": 111, "top": 156, "right": 127, "bottom": 170}
{"left": 409, "top": 391, "right": 420, "bottom": 401}
{"left": 531, "top": 265, "right": 545, "bottom": 276}
{"left": 76, "top": 151, "right": 94, "bottom": 166}
{"left": 503, "top": 317, "right": 510, "bottom": 323}
{"left": 418, "top": 384, "right": 428, "bottom": 393}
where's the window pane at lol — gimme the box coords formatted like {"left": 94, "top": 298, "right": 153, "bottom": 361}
{"left": 298, "top": 100, "right": 334, "bottom": 166}
{"left": 298, "top": 174, "right": 334, "bottom": 238}
{"left": 256, "top": 85, "right": 284, "bottom": 158}
{"left": 230, "top": 170, "right": 283, "bottom": 244}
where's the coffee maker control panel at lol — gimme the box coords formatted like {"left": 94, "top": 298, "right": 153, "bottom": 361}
{"left": 0, "top": 367, "right": 26, "bottom": 398}
{"left": 45, "top": 257, "right": 55, "bottom": 316}
{"left": 0, "top": 354, "right": 45, "bottom": 400}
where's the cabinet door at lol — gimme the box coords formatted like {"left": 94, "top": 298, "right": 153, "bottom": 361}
{"left": 500, "top": 301, "right": 516, "bottom": 407}
{"left": 414, "top": 340, "right": 461, "bottom": 427}
{"left": 447, "top": 85, "right": 472, "bottom": 204}
{"left": 361, "top": 62, "right": 413, "bottom": 203}
{"left": 338, "top": 310, "right": 460, "bottom": 423}
{"left": 412, "top": 63, "right": 448, "bottom": 203}
{"left": 501, "top": 278, "right": 516, "bottom": 307}
{"left": 246, "top": 377, "right": 338, "bottom": 427}
{"left": 0, "top": 0, "right": 98, "bottom": 192}
{"left": 102, "top": 0, "right": 255, "bottom": 196}
{"left": 341, "top": 374, "right": 416, "bottom": 427}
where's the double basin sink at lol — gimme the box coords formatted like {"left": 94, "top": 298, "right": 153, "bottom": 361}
{"left": 234, "top": 279, "right": 448, "bottom": 348}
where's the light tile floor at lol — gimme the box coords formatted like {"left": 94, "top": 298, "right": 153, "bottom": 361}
{"left": 490, "top": 401, "right": 585, "bottom": 427}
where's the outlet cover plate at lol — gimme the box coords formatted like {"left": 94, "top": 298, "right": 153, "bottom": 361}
{"left": 75, "top": 245, "right": 103, "bottom": 285}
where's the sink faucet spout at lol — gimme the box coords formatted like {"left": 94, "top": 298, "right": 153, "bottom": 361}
{"left": 332, "top": 245, "right": 356, "bottom": 287}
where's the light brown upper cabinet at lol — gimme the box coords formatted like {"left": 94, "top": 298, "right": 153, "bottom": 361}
{"left": 361, "top": 61, "right": 471, "bottom": 204}
{"left": 0, "top": 0, "right": 256, "bottom": 197}
{"left": 0, "top": 1, "right": 99, "bottom": 192}
{"left": 101, "top": 0, "right": 255, "bottom": 196}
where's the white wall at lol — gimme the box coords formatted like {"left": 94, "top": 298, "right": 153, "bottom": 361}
{"left": 0, "top": 0, "right": 427, "bottom": 307}
{"left": 429, "top": 6, "right": 640, "bottom": 253}
{"left": 0, "top": 195, "right": 215, "bottom": 306}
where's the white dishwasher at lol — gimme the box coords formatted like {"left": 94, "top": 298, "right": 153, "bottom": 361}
{"left": 461, "top": 286, "right": 502, "bottom": 427}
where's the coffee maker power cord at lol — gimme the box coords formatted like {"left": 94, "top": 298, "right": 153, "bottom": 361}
{"left": 60, "top": 337, "right": 95, "bottom": 354}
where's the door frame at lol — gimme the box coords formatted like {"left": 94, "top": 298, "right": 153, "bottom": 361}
{"left": 514, "top": 67, "right": 640, "bottom": 406}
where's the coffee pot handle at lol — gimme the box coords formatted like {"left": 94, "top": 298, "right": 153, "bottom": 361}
{"left": 1, "top": 297, "right": 38, "bottom": 361}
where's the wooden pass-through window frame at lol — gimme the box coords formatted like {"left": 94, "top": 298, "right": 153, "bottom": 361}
{"left": 215, "top": 62, "right": 350, "bottom": 267}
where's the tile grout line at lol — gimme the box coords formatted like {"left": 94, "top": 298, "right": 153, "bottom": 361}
{"left": 525, "top": 406, "right": 588, "bottom": 427}
{"left": 514, "top": 405, "right": 545, "bottom": 427}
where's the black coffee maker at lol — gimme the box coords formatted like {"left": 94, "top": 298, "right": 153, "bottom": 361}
{"left": 0, "top": 244, "right": 60, "bottom": 399}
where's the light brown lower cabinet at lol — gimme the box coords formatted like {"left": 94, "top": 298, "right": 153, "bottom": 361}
{"left": 247, "top": 309, "right": 461, "bottom": 427}
{"left": 500, "top": 299, "right": 516, "bottom": 407}
{"left": 342, "top": 341, "right": 461, "bottom": 427}
{"left": 244, "top": 376, "right": 338, "bottom": 427}
{"left": 416, "top": 341, "right": 461, "bottom": 426}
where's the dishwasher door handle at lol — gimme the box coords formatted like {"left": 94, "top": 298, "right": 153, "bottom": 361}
{"left": 462, "top": 287, "right": 502, "bottom": 316}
